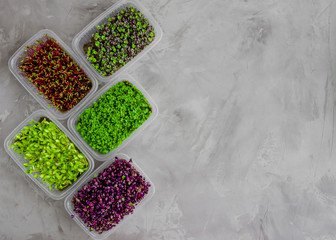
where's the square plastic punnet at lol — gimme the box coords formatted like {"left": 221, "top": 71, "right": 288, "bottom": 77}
{"left": 67, "top": 74, "right": 158, "bottom": 161}
{"left": 4, "top": 109, "right": 95, "bottom": 200}
{"left": 64, "top": 153, "right": 155, "bottom": 240}
{"left": 8, "top": 29, "right": 98, "bottom": 120}
{"left": 72, "top": 0, "right": 163, "bottom": 83}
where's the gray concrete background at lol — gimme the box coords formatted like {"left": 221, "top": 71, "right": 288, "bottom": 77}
{"left": 1, "top": 0, "right": 336, "bottom": 239}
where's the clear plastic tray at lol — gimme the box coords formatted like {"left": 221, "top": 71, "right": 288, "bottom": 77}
{"left": 3, "top": 109, "right": 95, "bottom": 200}
{"left": 72, "top": 0, "right": 163, "bottom": 83}
{"left": 67, "top": 74, "right": 158, "bottom": 161}
{"left": 64, "top": 153, "right": 155, "bottom": 240}
{"left": 8, "top": 29, "right": 98, "bottom": 120}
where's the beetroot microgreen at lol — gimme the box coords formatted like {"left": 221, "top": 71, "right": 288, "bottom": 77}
{"left": 72, "top": 157, "right": 150, "bottom": 234}
{"left": 19, "top": 35, "right": 92, "bottom": 112}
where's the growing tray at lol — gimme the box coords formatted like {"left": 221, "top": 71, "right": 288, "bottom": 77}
{"left": 64, "top": 153, "right": 155, "bottom": 239}
{"left": 72, "top": 0, "right": 163, "bottom": 83}
{"left": 4, "top": 109, "right": 95, "bottom": 200}
{"left": 8, "top": 29, "right": 98, "bottom": 120}
{"left": 67, "top": 74, "right": 158, "bottom": 161}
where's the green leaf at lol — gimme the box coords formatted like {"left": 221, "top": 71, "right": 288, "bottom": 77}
{"left": 75, "top": 81, "right": 152, "bottom": 153}
{"left": 11, "top": 119, "right": 89, "bottom": 191}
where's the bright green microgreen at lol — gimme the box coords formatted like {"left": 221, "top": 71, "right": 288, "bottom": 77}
{"left": 76, "top": 81, "right": 152, "bottom": 154}
{"left": 9, "top": 118, "right": 89, "bottom": 190}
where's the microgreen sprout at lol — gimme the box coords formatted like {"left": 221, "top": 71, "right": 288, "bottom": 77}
{"left": 72, "top": 157, "right": 150, "bottom": 234}
{"left": 83, "top": 6, "right": 155, "bottom": 76}
{"left": 19, "top": 35, "right": 92, "bottom": 112}
{"left": 76, "top": 81, "right": 152, "bottom": 154}
{"left": 9, "top": 118, "right": 89, "bottom": 190}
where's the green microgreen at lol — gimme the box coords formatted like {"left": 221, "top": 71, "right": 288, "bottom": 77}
{"left": 9, "top": 118, "right": 89, "bottom": 190}
{"left": 76, "top": 81, "right": 152, "bottom": 154}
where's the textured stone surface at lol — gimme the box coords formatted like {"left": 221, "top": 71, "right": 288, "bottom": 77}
{"left": 1, "top": 0, "right": 336, "bottom": 239}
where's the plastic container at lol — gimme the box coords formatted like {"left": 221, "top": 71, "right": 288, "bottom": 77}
{"left": 64, "top": 153, "right": 155, "bottom": 240}
{"left": 72, "top": 0, "right": 163, "bottom": 83}
{"left": 8, "top": 29, "right": 98, "bottom": 120}
{"left": 4, "top": 109, "right": 95, "bottom": 200}
{"left": 67, "top": 74, "right": 158, "bottom": 161}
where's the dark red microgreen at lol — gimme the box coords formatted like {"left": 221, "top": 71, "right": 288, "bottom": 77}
{"left": 72, "top": 157, "right": 150, "bottom": 234}
{"left": 19, "top": 35, "right": 92, "bottom": 112}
